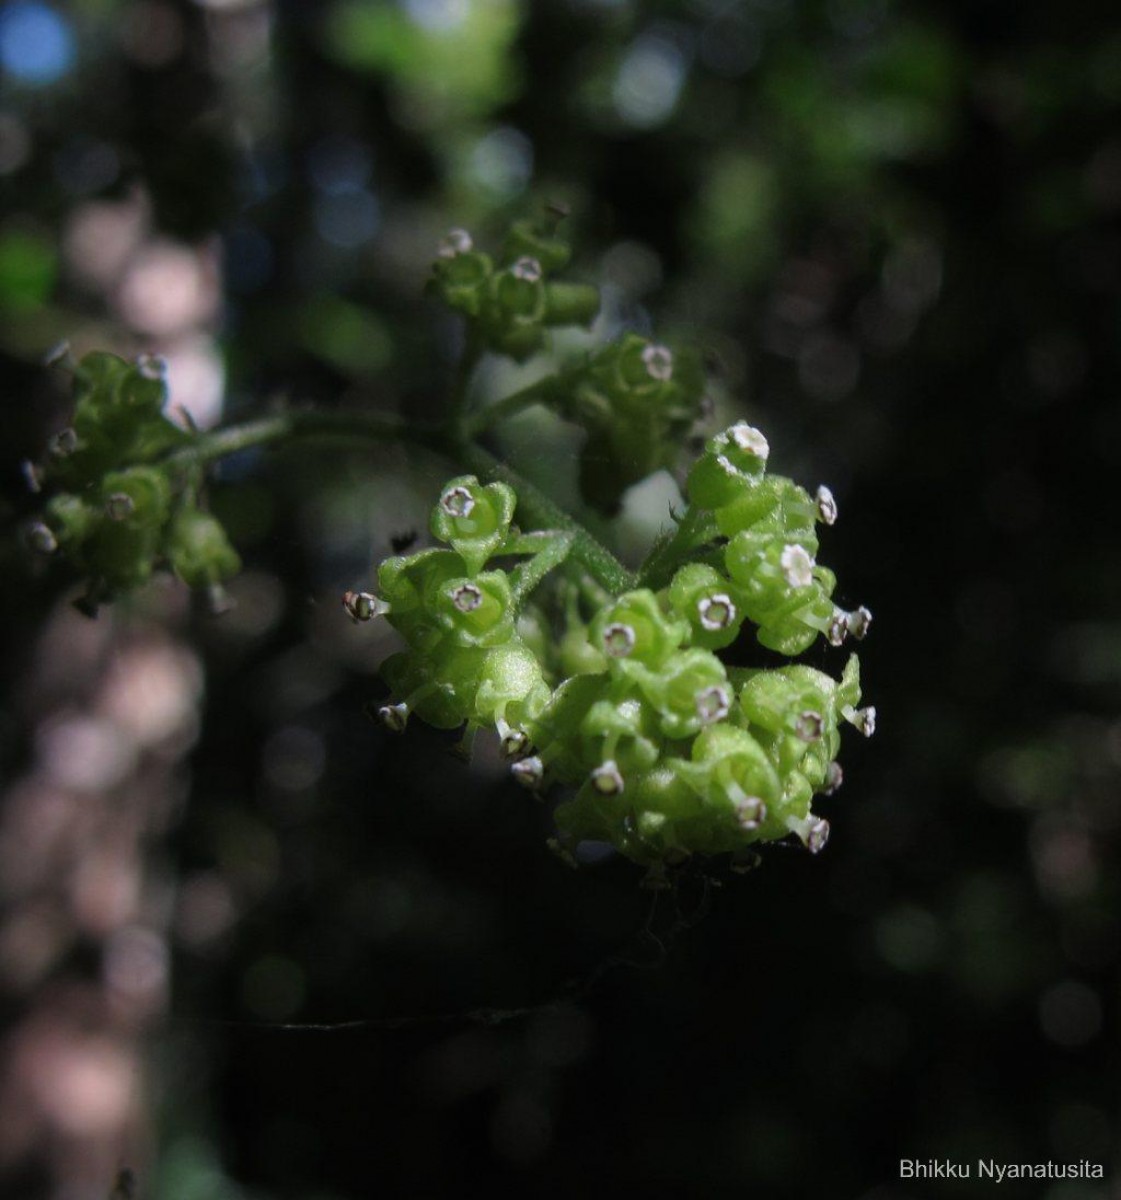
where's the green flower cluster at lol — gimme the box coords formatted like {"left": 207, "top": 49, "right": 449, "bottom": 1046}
{"left": 348, "top": 475, "right": 552, "bottom": 757}
{"left": 683, "top": 421, "right": 872, "bottom": 655}
{"left": 427, "top": 218, "right": 600, "bottom": 361}
{"left": 357, "top": 434, "right": 875, "bottom": 873}
{"left": 550, "top": 333, "right": 707, "bottom": 514}
{"left": 427, "top": 217, "right": 707, "bottom": 513}
{"left": 27, "top": 351, "right": 240, "bottom": 600}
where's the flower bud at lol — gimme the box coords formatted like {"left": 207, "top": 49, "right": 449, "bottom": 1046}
{"left": 501, "top": 218, "right": 572, "bottom": 273}
{"left": 543, "top": 281, "right": 600, "bottom": 328}
{"left": 686, "top": 422, "right": 769, "bottom": 510}
{"left": 166, "top": 507, "right": 241, "bottom": 589}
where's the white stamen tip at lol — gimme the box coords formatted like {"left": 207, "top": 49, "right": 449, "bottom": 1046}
{"left": 26, "top": 522, "right": 57, "bottom": 554}
{"left": 43, "top": 340, "right": 72, "bottom": 368}
{"left": 827, "top": 611, "right": 848, "bottom": 646}
{"left": 815, "top": 485, "right": 838, "bottom": 525}
{"left": 780, "top": 543, "right": 814, "bottom": 589}
{"left": 806, "top": 817, "right": 830, "bottom": 854}
{"left": 848, "top": 605, "right": 873, "bottom": 640}
{"left": 602, "top": 622, "right": 636, "bottom": 658}
{"left": 697, "top": 593, "right": 735, "bottom": 632}
{"left": 378, "top": 703, "right": 409, "bottom": 733}
{"left": 591, "top": 760, "right": 625, "bottom": 796}
{"left": 451, "top": 583, "right": 483, "bottom": 613}
{"left": 641, "top": 343, "right": 674, "bottom": 382}
{"left": 728, "top": 422, "right": 769, "bottom": 461}
{"left": 695, "top": 685, "right": 731, "bottom": 725}
{"left": 440, "top": 486, "right": 475, "bottom": 519}
{"left": 732, "top": 794, "right": 766, "bottom": 830}
{"left": 499, "top": 729, "right": 529, "bottom": 760}
{"left": 49, "top": 428, "right": 78, "bottom": 458}
{"left": 511, "top": 256, "right": 542, "bottom": 282}
{"left": 854, "top": 706, "right": 876, "bottom": 737}
{"left": 343, "top": 590, "right": 388, "bottom": 622}
{"left": 135, "top": 353, "right": 167, "bottom": 380}
{"left": 105, "top": 493, "right": 135, "bottom": 521}
{"left": 511, "top": 756, "right": 544, "bottom": 789}
{"left": 823, "top": 761, "right": 844, "bottom": 795}
{"left": 438, "top": 228, "right": 473, "bottom": 258}
{"left": 787, "top": 814, "right": 830, "bottom": 853}
{"left": 795, "top": 710, "right": 824, "bottom": 742}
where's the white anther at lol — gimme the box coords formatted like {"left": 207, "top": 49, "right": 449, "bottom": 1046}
{"left": 438, "top": 228, "right": 473, "bottom": 258}
{"left": 815, "top": 485, "right": 838, "bottom": 525}
{"left": 43, "top": 340, "right": 72, "bottom": 368}
{"left": 728, "top": 422, "right": 770, "bottom": 461}
{"left": 641, "top": 343, "right": 674, "bottom": 382}
{"left": 21, "top": 461, "right": 42, "bottom": 494}
{"left": 48, "top": 428, "right": 78, "bottom": 457}
{"left": 695, "top": 685, "right": 731, "bottom": 725}
{"left": 731, "top": 793, "right": 766, "bottom": 831}
{"left": 851, "top": 706, "right": 876, "bottom": 737}
{"left": 496, "top": 718, "right": 529, "bottom": 761}
{"left": 511, "top": 755, "right": 544, "bottom": 789}
{"left": 451, "top": 583, "right": 483, "bottom": 613}
{"left": 342, "top": 590, "right": 389, "bottom": 622}
{"left": 511, "top": 256, "right": 542, "bottom": 282}
{"left": 806, "top": 817, "right": 830, "bottom": 854}
{"left": 827, "top": 610, "right": 848, "bottom": 646}
{"left": 697, "top": 593, "right": 735, "bottom": 631}
{"left": 795, "top": 710, "right": 824, "bottom": 742}
{"left": 591, "top": 760, "right": 625, "bottom": 796}
{"left": 135, "top": 353, "right": 167, "bottom": 380}
{"left": 847, "top": 605, "right": 873, "bottom": 640}
{"left": 786, "top": 813, "right": 830, "bottom": 853}
{"left": 378, "top": 703, "right": 409, "bottom": 733}
{"left": 780, "top": 543, "right": 814, "bottom": 589}
{"left": 26, "top": 522, "right": 57, "bottom": 554}
{"left": 823, "top": 761, "right": 844, "bottom": 795}
{"left": 440, "top": 485, "right": 475, "bottom": 519}
{"left": 105, "top": 493, "right": 135, "bottom": 521}
{"left": 602, "top": 622, "right": 636, "bottom": 658}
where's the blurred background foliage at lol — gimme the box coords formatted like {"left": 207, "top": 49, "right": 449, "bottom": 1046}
{"left": 1, "top": 0, "right": 1120, "bottom": 1197}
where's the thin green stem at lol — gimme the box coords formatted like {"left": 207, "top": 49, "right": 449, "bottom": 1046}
{"left": 166, "top": 409, "right": 435, "bottom": 467}
{"left": 156, "top": 404, "right": 633, "bottom": 600}
{"left": 452, "top": 438, "right": 637, "bottom": 596}
{"left": 465, "top": 375, "right": 557, "bottom": 437}
{"left": 508, "top": 532, "right": 574, "bottom": 604}
{"left": 637, "top": 505, "right": 721, "bottom": 590}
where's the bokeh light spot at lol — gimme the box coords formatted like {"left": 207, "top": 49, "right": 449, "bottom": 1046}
{"left": 0, "top": 2, "right": 75, "bottom": 85}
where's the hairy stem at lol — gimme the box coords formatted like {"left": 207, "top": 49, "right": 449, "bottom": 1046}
{"left": 637, "top": 505, "right": 720, "bottom": 590}
{"left": 508, "top": 532, "right": 574, "bottom": 604}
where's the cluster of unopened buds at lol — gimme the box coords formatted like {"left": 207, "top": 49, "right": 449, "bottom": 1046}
{"left": 348, "top": 423, "right": 875, "bottom": 876}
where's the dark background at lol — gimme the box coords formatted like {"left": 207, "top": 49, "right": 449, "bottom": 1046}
{"left": 1, "top": 0, "right": 1119, "bottom": 1196}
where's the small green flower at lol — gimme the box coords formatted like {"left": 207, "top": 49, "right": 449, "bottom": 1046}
{"left": 431, "top": 570, "right": 515, "bottom": 648}
{"left": 630, "top": 648, "right": 732, "bottom": 741}
{"left": 429, "top": 475, "right": 516, "bottom": 574}
{"left": 99, "top": 466, "right": 172, "bottom": 531}
{"left": 667, "top": 562, "right": 745, "bottom": 650}
{"left": 589, "top": 589, "right": 687, "bottom": 671}
{"left": 165, "top": 507, "right": 242, "bottom": 589}
{"left": 685, "top": 422, "right": 770, "bottom": 510}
